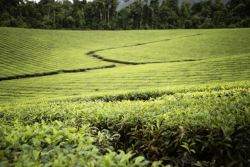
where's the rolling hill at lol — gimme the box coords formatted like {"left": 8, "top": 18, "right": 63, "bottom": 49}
{"left": 0, "top": 28, "right": 249, "bottom": 103}
{"left": 0, "top": 27, "right": 250, "bottom": 166}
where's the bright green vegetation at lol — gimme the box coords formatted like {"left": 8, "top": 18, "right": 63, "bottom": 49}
{"left": 0, "top": 27, "right": 110, "bottom": 77}
{"left": 0, "top": 28, "right": 250, "bottom": 166}
{"left": 99, "top": 29, "right": 250, "bottom": 63}
{"left": 0, "top": 52, "right": 249, "bottom": 103}
{"left": 1, "top": 82, "right": 250, "bottom": 166}
{"left": 0, "top": 27, "right": 197, "bottom": 78}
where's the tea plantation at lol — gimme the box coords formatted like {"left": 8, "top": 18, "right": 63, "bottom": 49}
{"left": 0, "top": 27, "right": 250, "bottom": 166}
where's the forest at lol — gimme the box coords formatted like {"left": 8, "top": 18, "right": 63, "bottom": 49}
{"left": 1, "top": 0, "right": 250, "bottom": 165}
{"left": 0, "top": 0, "right": 250, "bottom": 30}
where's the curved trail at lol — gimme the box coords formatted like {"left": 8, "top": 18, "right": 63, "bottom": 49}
{"left": 86, "top": 33, "right": 201, "bottom": 65}
{"left": 0, "top": 33, "right": 201, "bottom": 81}
{"left": 0, "top": 65, "right": 116, "bottom": 81}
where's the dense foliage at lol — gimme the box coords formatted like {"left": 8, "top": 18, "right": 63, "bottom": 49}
{"left": 0, "top": 0, "right": 250, "bottom": 30}
{"left": 0, "top": 82, "right": 250, "bottom": 166}
{"left": 0, "top": 28, "right": 250, "bottom": 103}
{"left": 0, "top": 27, "right": 249, "bottom": 166}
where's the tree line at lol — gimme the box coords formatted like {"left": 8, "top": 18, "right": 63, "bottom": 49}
{"left": 0, "top": 0, "right": 249, "bottom": 30}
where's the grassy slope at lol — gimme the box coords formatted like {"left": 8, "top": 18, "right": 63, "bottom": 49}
{"left": 0, "top": 28, "right": 250, "bottom": 103}
{"left": 0, "top": 28, "right": 250, "bottom": 166}
{"left": 0, "top": 28, "right": 197, "bottom": 78}
{"left": 0, "top": 28, "right": 107, "bottom": 77}
{"left": 0, "top": 52, "right": 249, "bottom": 103}
{"left": 99, "top": 29, "right": 250, "bottom": 62}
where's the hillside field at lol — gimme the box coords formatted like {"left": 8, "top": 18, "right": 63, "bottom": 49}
{"left": 0, "top": 27, "right": 250, "bottom": 166}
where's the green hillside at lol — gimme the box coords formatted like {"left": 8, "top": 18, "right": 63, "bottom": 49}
{"left": 0, "top": 53, "right": 249, "bottom": 103}
{"left": 99, "top": 29, "right": 250, "bottom": 63}
{"left": 0, "top": 28, "right": 250, "bottom": 166}
{"left": 0, "top": 28, "right": 250, "bottom": 103}
{"left": 0, "top": 28, "right": 111, "bottom": 78}
{"left": 0, "top": 28, "right": 196, "bottom": 78}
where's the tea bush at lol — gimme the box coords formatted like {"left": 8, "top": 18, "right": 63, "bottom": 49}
{"left": 1, "top": 84, "right": 249, "bottom": 166}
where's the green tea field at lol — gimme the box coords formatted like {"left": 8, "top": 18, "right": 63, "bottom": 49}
{"left": 0, "top": 27, "right": 250, "bottom": 166}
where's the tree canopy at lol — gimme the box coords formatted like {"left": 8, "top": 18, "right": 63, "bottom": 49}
{"left": 0, "top": 0, "right": 249, "bottom": 29}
